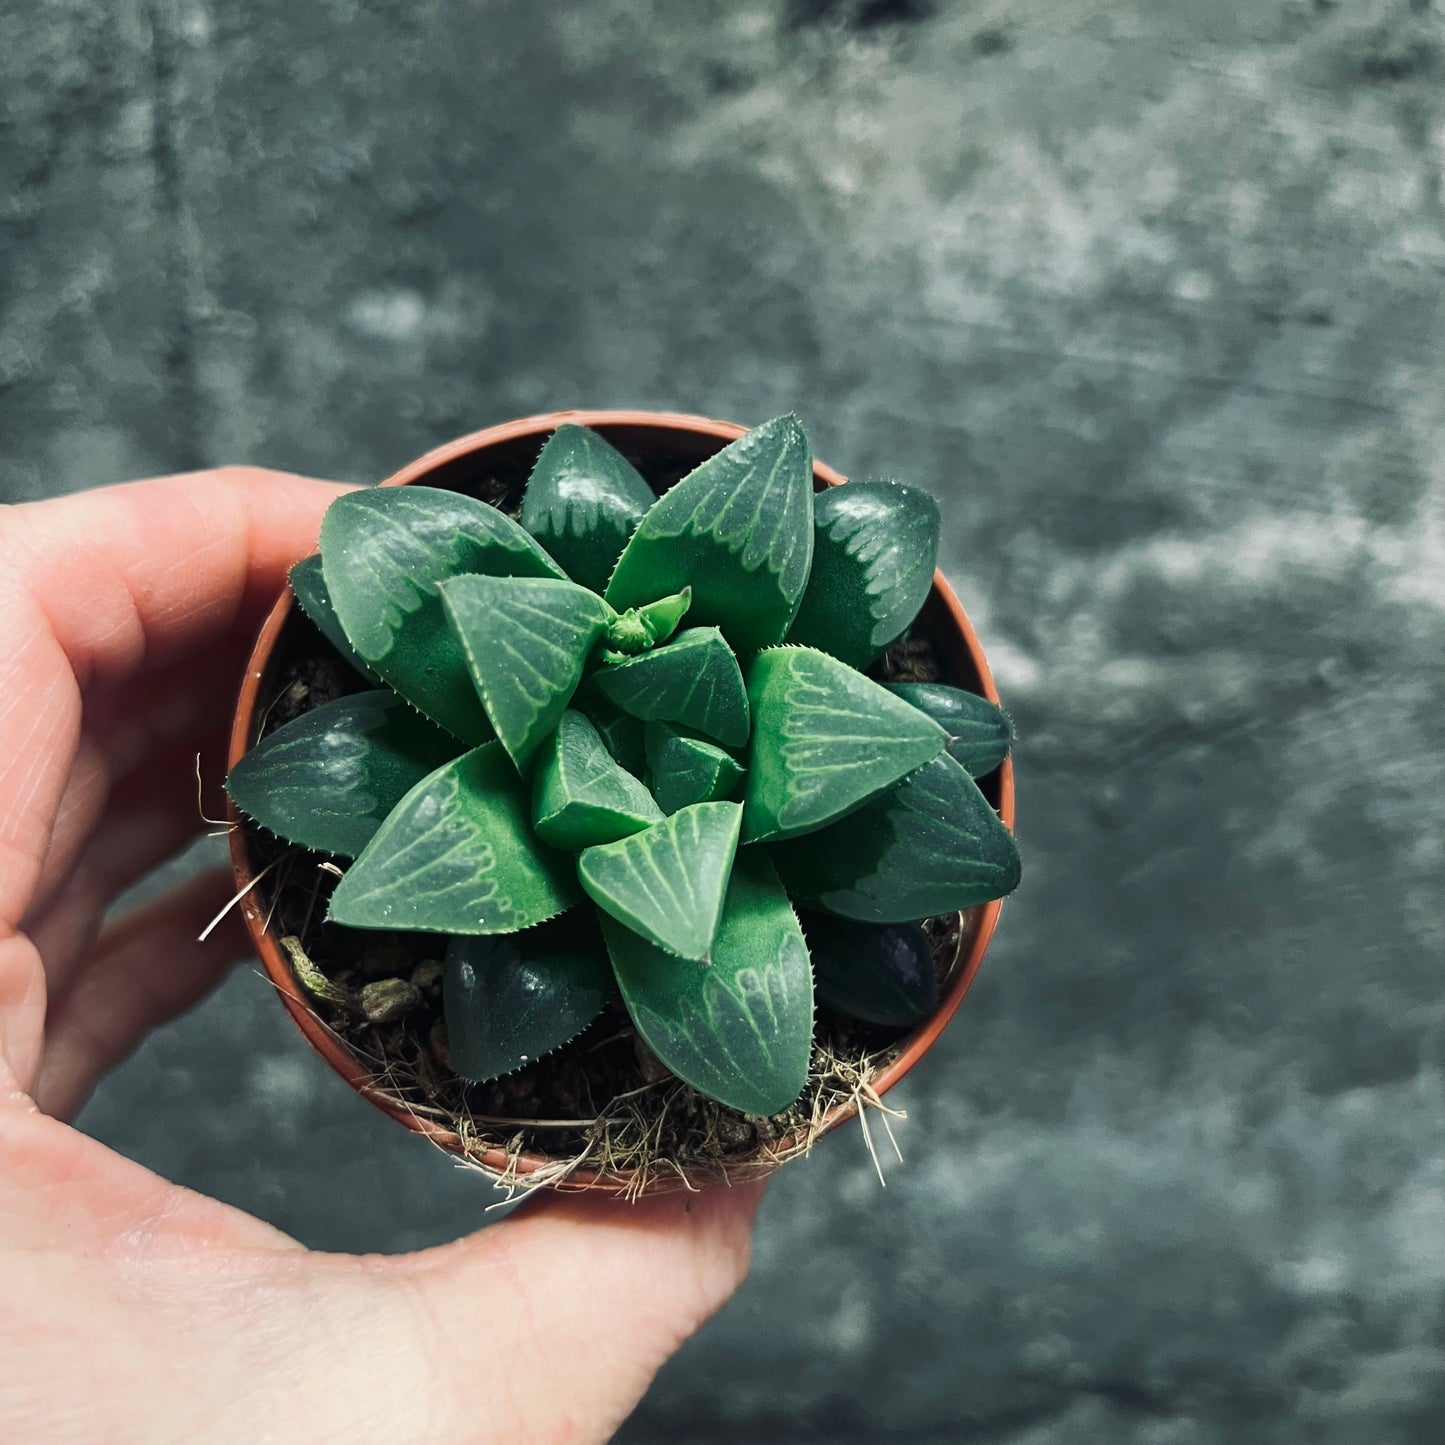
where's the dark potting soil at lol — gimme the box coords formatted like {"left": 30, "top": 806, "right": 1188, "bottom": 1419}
{"left": 237, "top": 440, "right": 1000, "bottom": 1188}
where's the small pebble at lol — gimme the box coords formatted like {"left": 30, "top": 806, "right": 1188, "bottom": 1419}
{"left": 359, "top": 977, "right": 421, "bottom": 1024}
{"left": 410, "top": 958, "right": 444, "bottom": 994}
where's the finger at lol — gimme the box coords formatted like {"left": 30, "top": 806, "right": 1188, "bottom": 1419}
{"left": 6, "top": 467, "right": 353, "bottom": 684}
{"left": 25, "top": 729, "right": 231, "bottom": 989}
{"left": 31, "top": 867, "right": 250, "bottom": 1119}
{"left": 0, "top": 467, "right": 350, "bottom": 931}
{"left": 377, "top": 1183, "right": 766, "bottom": 1442}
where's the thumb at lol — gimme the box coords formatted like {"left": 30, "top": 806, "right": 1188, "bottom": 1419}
{"left": 392, "top": 1182, "right": 765, "bottom": 1442}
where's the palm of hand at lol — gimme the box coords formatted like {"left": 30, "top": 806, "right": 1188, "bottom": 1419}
{"left": 0, "top": 469, "right": 757, "bottom": 1444}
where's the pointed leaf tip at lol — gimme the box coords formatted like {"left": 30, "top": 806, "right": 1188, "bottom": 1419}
{"left": 602, "top": 850, "right": 813, "bottom": 1115}
{"left": 786, "top": 480, "right": 940, "bottom": 668}
{"left": 645, "top": 724, "right": 745, "bottom": 814}
{"left": 226, "top": 690, "right": 463, "bottom": 858}
{"left": 605, "top": 416, "right": 815, "bottom": 655}
{"left": 594, "top": 626, "right": 749, "bottom": 748}
{"left": 770, "top": 750, "right": 1021, "bottom": 922}
{"left": 289, "top": 555, "right": 382, "bottom": 683}
{"left": 319, "top": 486, "right": 564, "bottom": 741}
{"left": 885, "top": 682, "right": 1012, "bottom": 777}
{"left": 519, "top": 425, "right": 656, "bottom": 593}
{"left": 577, "top": 801, "right": 742, "bottom": 961}
{"left": 443, "top": 915, "right": 613, "bottom": 1082}
{"left": 532, "top": 711, "right": 663, "bottom": 849}
{"left": 441, "top": 573, "right": 612, "bottom": 771}
{"left": 742, "top": 646, "right": 945, "bottom": 842}
{"left": 328, "top": 743, "right": 580, "bottom": 933}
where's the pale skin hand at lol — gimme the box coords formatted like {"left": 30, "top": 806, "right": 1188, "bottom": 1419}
{"left": 0, "top": 469, "right": 761, "bottom": 1445}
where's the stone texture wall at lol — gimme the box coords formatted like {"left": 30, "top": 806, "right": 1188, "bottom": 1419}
{"left": 4, "top": 2, "right": 1443, "bottom": 1439}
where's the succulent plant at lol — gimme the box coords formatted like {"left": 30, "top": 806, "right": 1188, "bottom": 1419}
{"left": 227, "top": 417, "right": 1020, "bottom": 1116}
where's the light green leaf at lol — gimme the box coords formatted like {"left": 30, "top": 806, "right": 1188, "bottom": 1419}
{"left": 227, "top": 691, "right": 462, "bottom": 858}
{"left": 885, "top": 682, "right": 1012, "bottom": 777}
{"left": 645, "top": 723, "right": 745, "bottom": 814}
{"left": 594, "top": 627, "right": 749, "bottom": 748}
{"left": 443, "top": 914, "right": 614, "bottom": 1082}
{"left": 742, "top": 646, "right": 946, "bottom": 843}
{"left": 770, "top": 751, "right": 1021, "bottom": 922}
{"left": 440, "top": 574, "right": 611, "bottom": 771}
{"left": 532, "top": 712, "right": 664, "bottom": 850}
{"left": 289, "top": 555, "right": 382, "bottom": 683}
{"left": 519, "top": 425, "right": 657, "bottom": 593}
{"left": 320, "top": 486, "right": 565, "bottom": 742}
{"left": 602, "top": 850, "right": 813, "bottom": 1116}
{"left": 785, "top": 481, "right": 940, "bottom": 667}
{"left": 577, "top": 801, "right": 742, "bottom": 961}
{"left": 605, "top": 416, "right": 815, "bottom": 656}
{"left": 799, "top": 909, "right": 938, "bottom": 1027}
{"left": 604, "top": 588, "right": 692, "bottom": 657}
{"left": 328, "top": 742, "right": 580, "bottom": 933}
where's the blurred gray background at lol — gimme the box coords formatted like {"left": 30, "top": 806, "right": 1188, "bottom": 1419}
{"left": 4, "top": 1, "right": 1444, "bottom": 1440}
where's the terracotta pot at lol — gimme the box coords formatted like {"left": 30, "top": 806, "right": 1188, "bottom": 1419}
{"left": 228, "top": 410, "right": 1017, "bottom": 1193}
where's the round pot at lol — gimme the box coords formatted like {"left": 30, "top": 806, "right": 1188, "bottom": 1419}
{"left": 228, "top": 410, "right": 1016, "bottom": 1193}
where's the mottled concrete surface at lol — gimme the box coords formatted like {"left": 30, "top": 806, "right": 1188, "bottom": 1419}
{"left": 4, "top": 1, "right": 1445, "bottom": 1440}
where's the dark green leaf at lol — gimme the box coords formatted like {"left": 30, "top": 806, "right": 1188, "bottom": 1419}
{"left": 519, "top": 424, "right": 656, "bottom": 592}
{"left": 785, "top": 481, "right": 940, "bottom": 667}
{"left": 594, "top": 627, "right": 749, "bottom": 748}
{"left": 742, "top": 646, "right": 945, "bottom": 843}
{"left": 799, "top": 909, "right": 938, "bottom": 1027}
{"left": 227, "top": 691, "right": 462, "bottom": 858}
{"left": 440, "top": 574, "right": 611, "bottom": 771}
{"left": 770, "top": 751, "right": 1021, "bottom": 922}
{"left": 288, "top": 555, "right": 382, "bottom": 683}
{"left": 605, "top": 416, "right": 814, "bottom": 655}
{"left": 885, "top": 682, "right": 1012, "bottom": 777}
{"left": 443, "top": 914, "right": 613, "bottom": 1082}
{"left": 577, "top": 801, "right": 742, "bottom": 961}
{"left": 328, "top": 742, "right": 580, "bottom": 933}
{"left": 320, "top": 486, "right": 565, "bottom": 742}
{"left": 645, "top": 724, "right": 745, "bottom": 814}
{"left": 532, "top": 712, "right": 663, "bottom": 849}
{"left": 603, "top": 850, "right": 813, "bottom": 1116}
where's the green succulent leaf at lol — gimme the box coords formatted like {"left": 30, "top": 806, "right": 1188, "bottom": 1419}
{"left": 594, "top": 626, "right": 749, "bottom": 748}
{"left": 799, "top": 909, "right": 938, "bottom": 1027}
{"left": 288, "top": 555, "right": 382, "bottom": 683}
{"left": 785, "top": 481, "right": 940, "bottom": 668}
{"left": 770, "top": 751, "right": 1021, "bottom": 922}
{"left": 443, "top": 914, "right": 614, "bottom": 1082}
{"left": 885, "top": 682, "right": 1013, "bottom": 777}
{"left": 645, "top": 724, "right": 745, "bottom": 814}
{"left": 577, "top": 801, "right": 742, "bottom": 961}
{"left": 328, "top": 742, "right": 580, "bottom": 933}
{"left": 519, "top": 424, "right": 657, "bottom": 593}
{"left": 605, "top": 416, "right": 815, "bottom": 656}
{"left": 441, "top": 573, "right": 612, "bottom": 771}
{"left": 320, "top": 486, "right": 565, "bottom": 742}
{"left": 601, "top": 850, "right": 813, "bottom": 1116}
{"left": 605, "top": 588, "right": 692, "bottom": 657}
{"left": 532, "top": 712, "right": 664, "bottom": 850}
{"left": 226, "top": 691, "right": 463, "bottom": 858}
{"left": 742, "top": 646, "right": 946, "bottom": 843}
{"left": 577, "top": 691, "right": 648, "bottom": 777}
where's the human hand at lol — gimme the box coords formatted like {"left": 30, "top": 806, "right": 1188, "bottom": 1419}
{"left": 0, "top": 468, "right": 761, "bottom": 1443}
